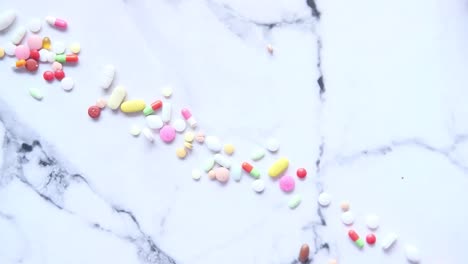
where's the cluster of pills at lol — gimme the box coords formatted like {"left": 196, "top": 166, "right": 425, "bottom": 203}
{"left": 0, "top": 10, "right": 79, "bottom": 99}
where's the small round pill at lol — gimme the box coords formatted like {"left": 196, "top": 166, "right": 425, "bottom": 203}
{"left": 266, "top": 137, "right": 280, "bottom": 152}
{"left": 54, "top": 70, "right": 65, "bottom": 81}
{"left": 0, "top": 48, "right": 4, "bottom": 58}
{"left": 195, "top": 132, "right": 205, "bottom": 143}
{"left": 251, "top": 179, "right": 265, "bottom": 193}
{"left": 341, "top": 211, "right": 355, "bottom": 225}
{"left": 297, "top": 168, "right": 307, "bottom": 179}
{"left": 173, "top": 118, "right": 186, "bottom": 132}
{"left": 53, "top": 41, "right": 66, "bottom": 54}
{"left": 184, "top": 131, "right": 195, "bottom": 142}
{"left": 38, "top": 49, "right": 49, "bottom": 62}
{"left": 130, "top": 125, "right": 141, "bottom": 136}
{"left": 69, "top": 42, "right": 80, "bottom": 54}
{"left": 366, "top": 234, "right": 376, "bottom": 245}
{"left": 160, "top": 125, "right": 176, "bottom": 143}
{"left": 298, "top": 244, "right": 310, "bottom": 263}
{"left": 184, "top": 142, "right": 193, "bottom": 150}
{"left": 96, "top": 98, "right": 107, "bottom": 108}
{"left": 366, "top": 214, "right": 380, "bottom": 230}
{"left": 61, "top": 77, "right": 74, "bottom": 91}
{"left": 46, "top": 51, "right": 56, "bottom": 62}
{"left": 27, "top": 35, "right": 43, "bottom": 50}
{"left": 142, "top": 128, "right": 154, "bottom": 142}
{"left": 28, "top": 18, "right": 42, "bottom": 32}
{"left": 4, "top": 43, "right": 16, "bottom": 56}
{"left": 214, "top": 167, "right": 230, "bottom": 183}
{"left": 223, "top": 144, "right": 235, "bottom": 155}
{"left": 279, "top": 175, "right": 295, "bottom": 192}
{"left": 25, "top": 59, "right": 39, "bottom": 72}
{"left": 328, "top": 259, "right": 338, "bottom": 264}
{"left": 146, "top": 115, "right": 164, "bottom": 129}
{"left": 162, "top": 86, "right": 173, "bottom": 97}
{"left": 318, "top": 192, "right": 332, "bottom": 207}
{"left": 15, "top": 45, "right": 30, "bottom": 60}
{"left": 88, "top": 106, "right": 101, "bottom": 119}
{"left": 176, "top": 147, "right": 187, "bottom": 159}
{"left": 340, "top": 201, "right": 350, "bottom": 211}
{"left": 52, "top": 61, "right": 62, "bottom": 71}
{"left": 43, "top": 71, "right": 54, "bottom": 82}
{"left": 405, "top": 245, "right": 421, "bottom": 263}
{"left": 208, "top": 170, "right": 216, "bottom": 180}
{"left": 29, "top": 49, "right": 39, "bottom": 60}
{"left": 192, "top": 169, "right": 201, "bottom": 180}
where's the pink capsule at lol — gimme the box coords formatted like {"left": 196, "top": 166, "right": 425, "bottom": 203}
{"left": 45, "top": 16, "right": 67, "bottom": 29}
{"left": 181, "top": 108, "right": 197, "bottom": 128}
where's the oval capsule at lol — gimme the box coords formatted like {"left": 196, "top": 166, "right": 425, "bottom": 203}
{"left": 0, "top": 10, "right": 16, "bottom": 31}
{"left": 11, "top": 26, "right": 26, "bottom": 45}
{"left": 162, "top": 102, "right": 172, "bottom": 123}
{"left": 298, "top": 244, "right": 310, "bottom": 263}
{"left": 107, "top": 86, "right": 127, "bottom": 110}
{"left": 100, "top": 64, "right": 115, "bottom": 89}
{"left": 268, "top": 157, "right": 289, "bottom": 178}
{"left": 120, "top": 99, "right": 146, "bottom": 113}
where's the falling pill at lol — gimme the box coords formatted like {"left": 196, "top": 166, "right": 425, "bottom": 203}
{"left": 298, "top": 244, "right": 310, "bottom": 263}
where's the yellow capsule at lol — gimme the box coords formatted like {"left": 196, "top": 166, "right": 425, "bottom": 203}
{"left": 15, "top": 59, "right": 26, "bottom": 68}
{"left": 120, "top": 100, "right": 146, "bottom": 113}
{"left": 42, "top": 37, "right": 51, "bottom": 50}
{"left": 268, "top": 157, "right": 289, "bottom": 178}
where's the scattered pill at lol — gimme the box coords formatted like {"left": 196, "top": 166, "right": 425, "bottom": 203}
{"left": 205, "top": 136, "right": 222, "bottom": 152}
{"left": 42, "top": 37, "right": 51, "bottom": 50}
{"left": 181, "top": 108, "right": 197, "bottom": 128}
{"left": 69, "top": 42, "right": 80, "bottom": 54}
{"left": 162, "top": 102, "right": 172, "bottom": 123}
{"left": 45, "top": 16, "right": 67, "bottom": 29}
{"left": 43, "top": 71, "right": 54, "bottom": 81}
{"left": 28, "top": 18, "right": 41, "bottom": 32}
{"left": 251, "top": 148, "right": 266, "bottom": 161}
{"left": 297, "top": 168, "right": 307, "bottom": 179}
{"left": 0, "top": 48, "right": 4, "bottom": 58}
{"left": 53, "top": 41, "right": 66, "bottom": 54}
{"left": 341, "top": 211, "right": 354, "bottom": 225}
{"left": 348, "top": 230, "right": 364, "bottom": 249}
{"left": 318, "top": 192, "right": 332, "bottom": 207}
{"left": 4, "top": 43, "right": 16, "bottom": 56}
{"left": 328, "top": 259, "right": 338, "bottom": 264}
{"left": 88, "top": 106, "right": 101, "bottom": 119}
{"left": 100, "top": 64, "right": 115, "bottom": 89}
{"left": 27, "top": 35, "right": 43, "bottom": 50}
{"left": 15, "top": 45, "right": 30, "bottom": 60}
{"left": 176, "top": 147, "right": 187, "bottom": 159}
{"left": 268, "top": 157, "right": 289, "bottom": 178}
{"left": 162, "top": 86, "right": 173, "bottom": 97}
{"left": 267, "top": 44, "right": 274, "bottom": 54}
{"left": 146, "top": 115, "right": 164, "bottom": 129}
{"left": 151, "top": 100, "right": 163, "bottom": 111}
{"left": 52, "top": 61, "right": 62, "bottom": 71}
{"left": 221, "top": 144, "right": 234, "bottom": 155}
{"left": 184, "top": 142, "right": 193, "bottom": 150}
{"left": 11, "top": 26, "right": 26, "bottom": 45}
{"left": 46, "top": 51, "right": 56, "bottom": 62}
{"left": 231, "top": 163, "right": 242, "bottom": 182}
{"left": 120, "top": 99, "right": 146, "bottom": 113}
{"left": 38, "top": 49, "right": 49, "bottom": 62}
{"left": 142, "top": 128, "right": 154, "bottom": 142}
{"left": 208, "top": 170, "right": 216, "bottom": 180}
{"left": 96, "top": 98, "right": 107, "bottom": 108}
{"left": 298, "top": 244, "right": 310, "bottom": 263}
{"left": 107, "top": 86, "right": 127, "bottom": 109}
{"left": 266, "top": 137, "right": 280, "bottom": 152}
{"left": 25, "top": 59, "right": 39, "bottom": 72}
{"left": 405, "top": 245, "right": 421, "bottom": 263}
{"left": 29, "top": 49, "right": 39, "bottom": 60}
{"left": 242, "top": 162, "right": 261, "bottom": 178}
{"left": 366, "top": 234, "right": 376, "bottom": 245}
{"left": 195, "top": 132, "right": 205, "bottom": 143}
{"left": 173, "top": 119, "right": 186, "bottom": 132}
{"left": 252, "top": 179, "right": 265, "bottom": 193}
{"left": 288, "top": 194, "right": 302, "bottom": 209}
{"left": 279, "top": 175, "right": 295, "bottom": 192}
{"left": 184, "top": 131, "right": 195, "bottom": 142}
{"left": 160, "top": 125, "right": 176, "bottom": 143}
{"left": 381, "top": 233, "right": 398, "bottom": 251}
{"left": 61, "top": 77, "right": 74, "bottom": 91}
{"left": 29, "top": 88, "right": 43, "bottom": 100}
{"left": 0, "top": 10, "right": 16, "bottom": 31}
{"left": 365, "top": 214, "right": 380, "bottom": 230}
{"left": 214, "top": 167, "right": 230, "bottom": 183}
{"left": 143, "top": 106, "right": 154, "bottom": 116}
{"left": 340, "top": 201, "right": 350, "bottom": 211}
{"left": 129, "top": 125, "right": 141, "bottom": 136}
{"left": 203, "top": 158, "right": 215, "bottom": 172}
{"left": 214, "top": 154, "right": 231, "bottom": 168}
{"left": 192, "top": 169, "right": 201, "bottom": 180}
{"left": 54, "top": 70, "right": 65, "bottom": 81}
{"left": 14, "top": 59, "right": 26, "bottom": 68}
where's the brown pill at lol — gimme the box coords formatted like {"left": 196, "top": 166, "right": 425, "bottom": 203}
{"left": 298, "top": 243, "right": 310, "bottom": 263}
{"left": 25, "top": 59, "right": 38, "bottom": 72}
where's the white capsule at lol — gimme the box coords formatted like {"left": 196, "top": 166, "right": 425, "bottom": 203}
{"left": 0, "top": 10, "right": 16, "bottom": 31}
{"left": 162, "top": 102, "right": 172, "bottom": 123}
{"left": 214, "top": 154, "right": 231, "bottom": 168}
{"left": 38, "top": 49, "right": 49, "bottom": 62}
{"left": 382, "top": 233, "right": 398, "bottom": 251}
{"left": 11, "top": 26, "right": 26, "bottom": 45}
{"left": 231, "top": 163, "right": 242, "bottom": 182}
{"left": 405, "top": 245, "right": 421, "bottom": 263}
{"left": 107, "top": 86, "right": 127, "bottom": 110}
{"left": 100, "top": 64, "right": 115, "bottom": 89}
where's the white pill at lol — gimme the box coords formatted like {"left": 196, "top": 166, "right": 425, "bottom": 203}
{"left": 53, "top": 41, "right": 66, "bottom": 54}
{"left": 251, "top": 179, "right": 265, "bottom": 193}
{"left": 173, "top": 119, "right": 186, "bottom": 132}
{"left": 251, "top": 148, "right": 266, "bottom": 161}
{"left": 366, "top": 214, "right": 380, "bottom": 230}
{"left": 162, "top": 86, "right": 173, "bottom": 97}
{"left": 405, "top": 245, "right": 421, "bottom": 263}
{"left": 142, "top": 128, "right": 154, "bottom": 142}
{"left": 11, "top": 26, "right": 26, "bottom": 45}
{"left": 266, "top": 137, "right": 280, "bottom": 152}
{"left": 38, "top": 49, "right": 49, "bottom": 62}
{"left": 4, "top": 43, "right": 16, "bottom": 56}
{"left": 61, "top": 77, "right": 74, "bottom": 91}
{"left": 107, "top": 86, "right": 126, "bottom": 110}
{"left": 46, "top": 51, "right": 56, "bottom": 62}
{"left": 382, "top": 233, "right": 398, "bottom": 250}
{"left": 129, "top": 125, "right": 141, "bottom": 136}
{"left": 318, "top": 192, "right": 332, "bottom": 207}
{"left": 0, "top": 10, "right": 16, "bottom": 31}
{"left": 214, "top": 154, "right": 231, "bottom": 168}
{"left": 162, "top": 102, "right": 172, "bottom": 123}
{"left": 341, "top": 211, "right": 355, "bottom": 225}
{"left": 146, "top": 115, "right": 163, "bottom": 129}
{"left": 231, "top": 163, "right": 242, "bottom": 182}
{"left": 28, "top": 18, "right": 41, "bottom": 33}
{"left": 192, "top": 169, "right": 201, "bottom": 180}
{"left": 206, "top": 136, "right": 222, "bottom": 152}
{"left": 100, "top": 64, "right": 115, "bottom": 89}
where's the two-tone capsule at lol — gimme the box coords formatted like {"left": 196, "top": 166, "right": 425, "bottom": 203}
{"left": 55, "top": 54, "right": 78, "bottom": 63}
{"left": 242, "top": 162, "right": 260, "bottom": 178}
{"left": 181, "top": 108, "right": 197, "bottom": 128}
{"left": 348, "top": 230, "right": 364, "bottom": 249}
{"left": 143, "top": 100, "right": 163, "bottom": 116}
{"left": 46, "top": 16, "right": 67, "bottom": 29}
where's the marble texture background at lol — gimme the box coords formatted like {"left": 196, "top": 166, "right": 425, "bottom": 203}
{"left": 1, "top": 0, "right": 468, "bottom": 263}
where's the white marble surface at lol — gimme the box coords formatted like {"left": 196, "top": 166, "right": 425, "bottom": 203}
{"left": 0, "top": 0, "right": 467, "bottom": 263}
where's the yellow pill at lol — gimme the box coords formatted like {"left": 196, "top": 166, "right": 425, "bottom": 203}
{"left": 0, "top": 48, "right": 4, "bottom": 59}
{"left": 42, "top": 37, "right": 51, "bottom": 50}
{"left": 120, "top": 100, "right": 146, "bottom": 113}
{"left": 268, "top": 157, "right": 289, "bottom": 178}
{"left": 223, "top": 144, "right": 235, "bottom": 155}
{"left": 70, "top": 42, "right": 81, "bottom": 54}
{"left": 176, "top": 147, "right": 187, "bottom": 159}
{"left": 184, "top": 131, "right": 195, "bottom": 143}
{"left": 184, "top": 142, "right": 193, "bottom": 150}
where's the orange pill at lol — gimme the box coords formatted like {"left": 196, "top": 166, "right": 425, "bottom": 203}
{"left": 298, "top": 244, "right": 310, "bottom": 263}
{"left": 15, "top": 59, "right": 26, "bottom": 68}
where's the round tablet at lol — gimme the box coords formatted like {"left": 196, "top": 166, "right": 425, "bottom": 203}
{"left": 297, "top": 168, "right": 307, "bottom": 179}
{"left": 173, "top": 119, "right": 186, "bottom": 132}
{"left": 184, "top": 131, "right": 195, "bottom": 142}
{"left": 405, "top": 245, "right": 421, "bottom": 263}
{"left": 52, "top": 61, "right": 62, "bottom": 71}
{"left": 38, "top": 49, "right": 49, "bottom": 62}
{"left": 54, "top": 70, "right": 65, "bottom": 81}
{"left": 69, "top": 42, "right": 81, "bottom": 54}
{"left": 29, "top": 49, "right": 39, "bottom": 60}
{"left": 206, "top": 136, "right": 222, "bottom": 152}
{"left": 208, "top": 170, "right": 216, "bottom": 180}
{"left": 192, "top": 169, "right": 201, "bottom": 180}
{"left": 340, "top": 201, "right": 350, "bottom": 211}
{"left": 4, "top": 43, "right": 16, "bottom": 56}
{"left": 146, "top": 115, "right": 164, "bottom": 129}
{"left": 28, "top": 18, "right": 42, "bottom": 32}
{"left": 251, "top": 179, "right": 265, "bottom": 193}
{"left": 215, "top": 167, "right": 230, "bottom": 183}
{"left": 88, "top": 106, "right": 101, "bottom": 119}
{"left": 266, "top": 137, "right": 280, "bottom": 152}
{"left": 46, "top": 51, "right": 56, "bottom": 62}
{"left": 162, "top": 86, "right": 173, "bottom": 97}
{"left": 15, "top": 45, "right": 30, "bottom": 60}
{"left": 223, "top": 144, "right": 235, "bottom": 155}
{"left": 366, "top": 234, "right": 376, "bottom": 245}
{"left": 53, "top": 41, "right": 66, "bottom": 54}
{"left": 318, "top": 192, "right": 331, "bottom": 207}
{"left": 27, "top": 35, "right": 43, "bottom": 50}
{"left": 160, "top": 125, "right": 176, "bottom": 143}
{"left": 279, "top": 175, "right": 295, "bottom": 192}
{"left": 61, "top": 77, "right": 74, "bottom": 91}
{"left": 96, "top": 98, "right": 107, "bottom": 108}
{"left": 25, "top": 59, "right": 38, "bottom": 72}
{"left": 176, "top": 147, "right": 187, "bottom": 159}
{"left": 129, "top": 125, "right": 141, "bottom": 136}
{"left": 195, "top": 132, "right": 205, "bottom": 143}
{"left": 0, "top": 48, "right": 4, "bottom": 58}
{"left": 184, "top": 142, "right": 193, "bottom": 150}
{"left": 366, "top": 214, "right": 380, "bottom": 230}
{"left": 341, "top": 211, "right": 355, "bottom": 225}
{"left": 43, "top": 71, "right": 54, "bottom": 81}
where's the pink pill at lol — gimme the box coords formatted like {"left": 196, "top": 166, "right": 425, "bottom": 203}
{"left": 279, "top": 175, "right": 295, "bottom": 192}
{"left": 27, "top": 35, "right": 43, "bottom": 50}
{"left": 52, "top": 61, "right": 62, "bottom": 71}
{"left": 15, "top": 45, "right": 30, "bottom": 60}
{"left": 159, "top": 125, "right": 176, "bottom": 143}
{"left": 214, "top": 167, "right": 230, "bottom": 183}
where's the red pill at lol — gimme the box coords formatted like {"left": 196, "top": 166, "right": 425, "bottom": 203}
{"left": 366, "top": 234, "right": 376, "bottom": 245}
{"left": 29, "top": 49, "right": 40, "bottom": 60}
{"left": 151, "top": 100, "right": 163, "bottom": 111}
{"left": 297, "top": 168, "right": 307, "bottom": 179}
{"left": 242, "top": 162, "right": 253, "bottom": 173}
{"left": 43, "top": 71, "right": 54, "bottom": 81}
{"left": 88, "top": 106, "right": 101, "bottom": 119}
{"left": 54, "top": 70, "right": 65, "bottom": 80}
{"left": 348, "top": 230, "right": 359, "bottom": 241}
{"left": 66, "top": 54, "right": 78, "bottom": 63}
{"left": 25, "top": 59, "right": 38, "bottom": 72}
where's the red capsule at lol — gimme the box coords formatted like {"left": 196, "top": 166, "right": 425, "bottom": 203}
{"left": 29, "top": 49, "right": 40, "bottom": 60}
{"left": 298, "top": 244, "right": 310, "bottom": 263}
{"left": 65, "top": 54, "right": 78, "bottom": 63}
{"left": 297, "top": 168, "right": 307, "bottom": 179}
{"left": 242, "top": 162, "right": 253, "bottom": 173}
{"left": 25, "top": 59, "right": 38, "bottom": 72}
{"left": 43, "top": 71, "right": 54, "bottom": 81}
{"left": 348, "top": 230, "right": 359, "bottom": 242}
{"left": 151, "top": 100, "right": 163, "bottom": 111}
{"left": 366, "top": 234, "right": 376, "bottom": 245}
{"left": 88, "top": 106, "right": 101, "bottom": 119}
{"left": 54, "top": 70, "right": 65, "bottom": 81}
